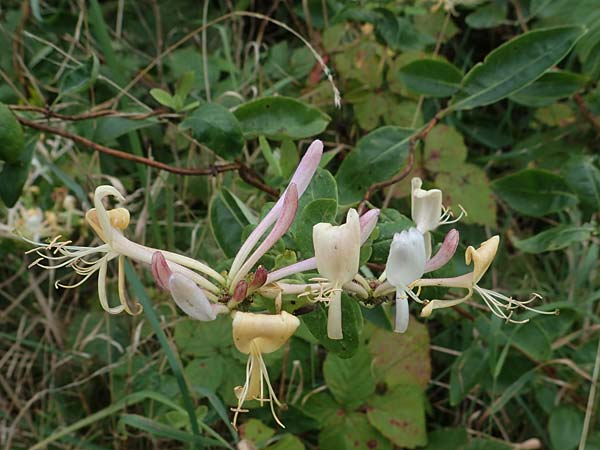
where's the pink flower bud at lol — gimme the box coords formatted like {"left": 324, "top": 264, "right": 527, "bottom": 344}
{"left": 151, "top": 252, "right": 171, "bottom": 290}
{"left": 424, "top": 229, "right": 459, "bottom": 273}
{"left": 250, "top": 266, "right": 268, "bottom": 290}
{"left": 233, "top": 280, "right": 249, "bottom": 303}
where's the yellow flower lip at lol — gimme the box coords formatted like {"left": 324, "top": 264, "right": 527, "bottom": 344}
{"left": 232, "top": 311, "right": 300, "bottom": 355}
{"left": 465, "top": 235, "right": 499, "bottom": 284}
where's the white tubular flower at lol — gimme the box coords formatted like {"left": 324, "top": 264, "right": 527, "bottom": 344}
{"left": 313, "top": 208, "right": 361, "bottom": 340}
{"left": 151, "top": 252, "right": 227, "bottom": 321}
{"left": 231, "top": 311, "right": 300, "bottom": 428}
{"left": 385, "top": 228, "right": 427, "bottom": 333}
{"left": 27, "top": 185, "right": 224, "bottom": 315}
{"left": 411, "top": 177, "right": 465, "bottom": 258}
{"left": 416, "top": 236, "right": 555, "bottom": 322}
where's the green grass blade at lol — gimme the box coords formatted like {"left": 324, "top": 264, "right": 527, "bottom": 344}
{"left": 123, "top": 260, "right": 203, "bottom": 448}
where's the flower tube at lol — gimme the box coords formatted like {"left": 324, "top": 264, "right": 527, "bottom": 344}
{"left": 28, "top": 185, "right": 223, "bottom": 313}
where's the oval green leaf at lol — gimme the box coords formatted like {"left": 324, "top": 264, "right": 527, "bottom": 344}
{"left": 336, "top": 126, "right": 413, "bottom": 205}
{"left": 514, "top": 225, "right": 595, "bottom": 253}
{"left": 492, "top": 169, "right": 578, "bottom": 217}
{"left": 398, "top": 58, "right": 463, "bottom": 97}
{"left": 0, "top": 104, "right": 25, "bottom": 164}
{"left": 510, "top": 70, "right": 588, "bottom": 107}
{"left": 181, "top": 103, "right": 244, "bottom": 159}
{"left": 234, "top": 97, "right": 330, "bottom": 140}
{"left": 452, "top": 25, "right": 586, "bottom": 110}
{"left": 0, "top": 137, "right": 35, "bottom": 207}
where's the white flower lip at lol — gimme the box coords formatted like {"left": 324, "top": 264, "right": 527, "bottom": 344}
{"left": 313, "top": 208, "right": 361, "bottom": 285}
{"left": 386, "top": 228, "right": 427, "bottom": 289}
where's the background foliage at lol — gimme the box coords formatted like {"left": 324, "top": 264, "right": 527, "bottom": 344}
{"left": 0, "top": 1, "right": 599, "bottom": 449}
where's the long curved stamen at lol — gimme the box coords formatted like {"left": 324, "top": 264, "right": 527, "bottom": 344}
{"left": 439, "top": 204, "right": 467, "bottom": 226}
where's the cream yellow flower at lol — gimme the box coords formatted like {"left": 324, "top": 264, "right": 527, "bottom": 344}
{"left": 231, "top": 311, "right": 300, "bottom": 428}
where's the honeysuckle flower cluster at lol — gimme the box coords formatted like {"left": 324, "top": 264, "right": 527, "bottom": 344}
{"left": 26, "top": 139, "right": 553, "bottom": 428}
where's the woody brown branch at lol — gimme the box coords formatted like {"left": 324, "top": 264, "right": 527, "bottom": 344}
{"left": 16, "top": 116, "right": 279, "bottom": 197}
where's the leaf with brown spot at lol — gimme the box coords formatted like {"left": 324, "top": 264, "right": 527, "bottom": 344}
{"left": 366, "top": 384, "right": 427, "bottom": 448}
{"left": 368, "top": 320, "right": 431, "bottom": 389}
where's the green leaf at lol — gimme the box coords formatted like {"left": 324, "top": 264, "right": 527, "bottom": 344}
{"left": 302, "top": 298, "right": 362, "bottom": 358}
{"left": 209, "top": 189, "right": 252, "bottom": 258}
{"left": 91, "top": 117, "right": 157, "bottom": 143}
{"left": 336, "top": 126, "right": 413, "bottom": 205}
{"left": 450, "top": 344, "right": 488, "bottom": 406}
{"left": 150, "top": 88, "right": 176, "bottom": 109}
{"left": 279, "top": 139, "right": 299, "bottom": 179}
{"left": 239, "top": 419, "right": 275, "bottom": 447}
{"left": 465, "top": 2, "right": 508, "bottom": 29}
{"left": 265, "top": 434, "right": 305, "bottom": 450}
{"left": 0, "top": 137, "right": 36, "bottom": 207}
{"left": 366, "top": 384, "right": 427, "bottom": 448}
{"left": 423, "top": 125, "right": 468, "bottom": 172}
{"left": 323, "top": 347, "right": 375, "bottom": 410}
{"left": 294, "top": 199, "right": 338, "bottom": 256}
{"left": 234, "top": 97, "right": 330, "bottom": 140}
{"left": 435, "top": 164, "right": 497, "bottom": 226}
{"left": 422, "top": 427, "right": 468, "bottom": 450}
{"left": 564, "top": 156, "right": 600, "bottom": 212}
{"left": 181, "top": 103, "right": 244, "bottom": 159}
{"left": 492, "top": 169, "right": 578, "bottom": 217}
{"left": 0, "top": 103, "right": 25, "bottom": 163}
{"left": 174, "top": 71, "right": 195, "bottom": 104}
{"left": 174, "top": 316, "right": 233, "bottom": 358}
{"left": 548, "top": 406, "right": 584, "bottom": 450}
{"left": 59, "top": 53, "right": 100, "bottom": 99}
{"left": 371, "top": 209, "right": 413, "bottom": 264}
{"left": 259, "top": 136, "right": 282, "bottom": 177}
{"left": 368, "top": 320, "right": 431, "bottom": 389}
{"left": 452, "top": 26, "right": 586, "bottom": 110}
{"left": 510, "top": 71, "right": 588, "bottom": 107}
{"left": 319, "top": 412, "right": 392, "bottom": 450}
{"left": 514, "top": 225, "right": 595, "bottom": 253}
{"left": 399, "top": 59, "right": 463, "bottom": 97}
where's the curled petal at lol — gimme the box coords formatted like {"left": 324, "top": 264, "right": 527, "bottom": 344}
{"left": 466, "top": 235, "right": 499, "bottom": 284}
{"left": 94, "top": 185, "right": 126, "bottom": 245}
{"left": 151, "top": 252, "right": 172, "bottom": 290}
{"left": 425, "top": 229, "right": 459, "bottom": 273}
{"left": 169, "top": 273, "right": 220, "bottom": 321}
{"left": 420, "top": 288, "right": 474, "bottom": 317}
